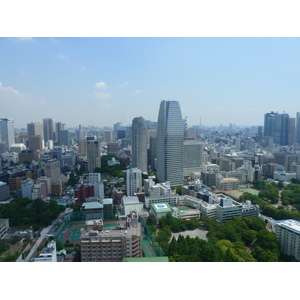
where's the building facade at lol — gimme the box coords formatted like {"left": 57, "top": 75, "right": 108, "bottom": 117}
{"left": 156, "top": 100, "right": 184, "bottom": 186}
{"left": 131, "top": 116, "right": 147, "bottom": 172}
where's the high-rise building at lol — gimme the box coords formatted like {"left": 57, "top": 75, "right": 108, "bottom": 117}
{"left": 27, "top": 122, "right": 44, "bottom": 139}
{"left": 28, "top": 135, "right": 43, "bottom": 151}
{"left": 156, "top": 100, "right": 184, "bottom": 186}
{"left": 87, "top": 140, "right": 101, "bottom": 172}
{"left": 264, "top": 112, "right": 276, "bottom": 138}
{"left": 45, "top": 159, "right": 61, "bottom": 184}
{"left": 288, "top": 117, "right": 295, "bottom": 145}
{"left": 59, "top": 130, "right": 70, "bottom": 146}
{"left": 126, "top": 167, "right": 142, "bottom": 196}
{"left": 43, "top": 118, "right": 55, "bottom": 144}
{"left": 0, "top": 118, "right": 15, "bottom": 151}
{"left": 131, "top": 117, "right": 147, "bottom": 172}
{"left": 104, "top": 130, "right": 113, "bottom": 143}
{"left": 296, "top": 112, "right": 300, "bottom": 144}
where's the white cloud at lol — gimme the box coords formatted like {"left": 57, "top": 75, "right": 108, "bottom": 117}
{"left": 120, "top": 81, "right": 129, "bottom": 88}
{"left": 95, "top": 81, "right": 108, "bottom": 89}
{"left": 134, "top": 90, "right": 142, "bottom": 95}
{"left": 0, "top": 82, "right": 47, "bottom": 105}
{"left": 56, "top": 53, "right": 69, "bottom": 60}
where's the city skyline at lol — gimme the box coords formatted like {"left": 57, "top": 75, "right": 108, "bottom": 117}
{"left": 2, "top": 38, "right": 300, "bottom": 128}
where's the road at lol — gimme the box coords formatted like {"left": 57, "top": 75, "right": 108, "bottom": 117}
{"left": 20, "top": 207, "right": 73, "bottom": 262}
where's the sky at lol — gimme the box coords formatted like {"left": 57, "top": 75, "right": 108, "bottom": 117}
{"left": 1, "top": 37, "right": 300, "bottom": 129}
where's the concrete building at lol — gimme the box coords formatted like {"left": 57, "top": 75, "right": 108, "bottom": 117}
{"left": 34, "top": 241, "right": 57, "bottom": 262}
{"left": 80, "top": 213, "right": 142, "bottom": 262}
{"left": 156, "top": 100, "right": 184, "bottom": 186}
{"left": 150, "top": 203, "right": 173, "bottom": 224}
{"left": 45, "top": 159, "right": 61, "bottom": 184}
{"left": 172, "top": 207, "right": 200, "bottom": 219}
{"left": 78, "top": 139, "right": 87, "bottom": 154}
{"left": 0, "top": 118, "right": 14, "bottom": 151}
{"left": 275, "top": 219, "right": 300, "bottom": 261}
{"left": 43, "top": 118, "right": 55, "bottom": 144}
{"left": 87, "top": 140, "right": 101, "bottom": 172}
{"left": 216, "top": 177, "right": 239, "bottom": 191}
{"left": 0, "top": 219, "right": 9, "bottom": 239}
{"left": 28, "top": 135, "right": 43, "bottom": 151}
{"left": 131, "top": 116, "right": 147, "bottom": 172}
{"left": 121, "top": 196, "right": 143, "bottom": 216}
{"left": 10, "top": 143, "right": 26, "bottom": 153}
{"left": 145, "top": 194, "right": 178, "bottom": 209}
{"left": 82, "top": 202, "right": 104, "bottom": 220}
{"left": 18, "top": 150, "right": 40, "bottom": 164}
{"left": 27, "top": 122, "right": 44, "bottom": 139}
{"left": 215, "top": 196, "right": 243, "bottom": 222}
{"left": 0, "top": 181, "right": 10, "bottom": 201}
{"left": 273, "top": 171, "right": 296, "bottom": 181}
{"left": 241, "top": 201, "right": 260, "bottom": 217}
{"left": 107, "top": 142, "right": 119, "bottom": 156}
{"left": 183, "top": 141, "right": 203, "bottom": 176}
{"left": 104, "top": 130, "right": 113, "bottom": 143}
{"left": 126, "top": 167, "right": 142, "bottom": 196}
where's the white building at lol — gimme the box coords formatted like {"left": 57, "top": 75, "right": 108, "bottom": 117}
{"left": 126, "top": 167, "right": 142, "bottom": 196}
{"left": 34, "top": 241, "right": 57, "bottom": 262}
{"left": 275, "top": 219, "right": 300, "bottom": 261}
{"left": 121, "top": 196, "right": 143, "bottom": 216}
{"left": 21, "top": 178, "right": 34, "bottom": 199}
{"left": 273, "top": 171, "right": 296, "bottom": 181}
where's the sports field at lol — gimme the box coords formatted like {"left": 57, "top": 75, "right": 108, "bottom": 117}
{"left": 225, "top": 188, "right": 259, "bottom": 199}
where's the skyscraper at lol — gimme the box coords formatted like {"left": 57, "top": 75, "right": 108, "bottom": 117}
{"left": 156, "top": 100, "right": 184, "bottom": 186}
{"left": 87, "top": 140, "right": 101, "bottom": 172}
{"left": 296, "top": 112, "right": 300, "bottom": 144}
{"left": 27, "top": 122, "right": 44, "bottom": 139}
{"left": 131, "top": 116, "right": 147, "bottom": 172}
{"left": 43, "top": 118, "right": 55, "bottom": 144}
{"left": 0, "top": 118, "right": 15, "bottom": 151}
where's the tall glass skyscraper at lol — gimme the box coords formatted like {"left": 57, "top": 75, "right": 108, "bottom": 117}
{"left": 0, "top": 118, "right": 14, "bottom": 151}
{"left": 156, "top": 100, "right": 184, "bottom": 186}
{"left": 131, "top": 116, "right": 147, "bottom": 172}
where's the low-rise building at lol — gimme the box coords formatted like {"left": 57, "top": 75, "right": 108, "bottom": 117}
{"left": 34, "top": 241, "right": 57, "bottom": 262}
{"left": 275, "top": 219, "right": 300, "bottom": 261}
{"left": 150, "top": 203, "right": 173, "bottom": 224}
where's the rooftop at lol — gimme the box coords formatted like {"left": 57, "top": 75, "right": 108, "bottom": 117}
{"left": 151, "top": 203, "right": 173, "bottom": 213}
{"left": 276, "top": 219, "right": 300, "bottom": 234}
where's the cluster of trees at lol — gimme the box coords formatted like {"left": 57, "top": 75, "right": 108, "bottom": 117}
{"left": 281, "top": 184, "right": 300, "bottom": 208}
{"left": 157, "top": 215, "right": 282, "bottom": 262}
{"left": 158, "top": 213, "right": 200, "bottom": 232}
{"left": 0, "top": 197, "right": 65, "bottom": 230}
{"left": 240, "top": 192, "right": 300, "bottom": 221}
{"left": 94, "top": 155, "right": 126, "bottom": 178}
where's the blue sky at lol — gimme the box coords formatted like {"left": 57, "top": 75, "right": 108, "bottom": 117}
{"left": 1, "top": 37, "right": 300, "bottom": 129}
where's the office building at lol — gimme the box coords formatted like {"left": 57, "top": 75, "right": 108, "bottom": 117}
{"left": 149, "top": 136, "right": 157, "bottom": 170}
{"left": 131, "top": 116, "right": 147, "bottom": 172}
{"left": 107, "top": 142, "right": 119, "bottom": 156}
{"left": 87, "top": 140, "right": 101, "bottom": 172}
{"left": 156, "top": 100, "right": 184, "bottom": 186}
{"left": 59, "top": 129, "right": 70, "bottom": 146}
{"left": 43, "top": 118, "right": 55, "bottom": 144}
{"left": 27, "top": 122, "right": 44, "bottom": 139}
{"left": 275, "top": 219, "right": 300, "bottom": 261}
{"left": 28, "top": 135, "right": 43, "bottom": 151}
{"left": 80, "top": 213, "right": 142, "bottom": 262}
{"left": 45, "top": 159, "right": 61, "bottom": 184}
{"left": 0, "top": 118, "right": 14, "bottom": 151}
{"left": 78, "top": 139, "right": 87, "bottom": 154}
{"left": 296, "top": 112, "right": 300, "bottom": 144}
{"left": 104, "top": 130, "right": 113, "bottom": 143}
{"left": 126, "top": 167, "right": 142, "bottom": 196}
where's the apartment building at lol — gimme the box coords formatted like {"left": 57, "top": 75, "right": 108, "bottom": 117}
{"left": 80, "top": 212, "right": 142, "bottom": 262}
